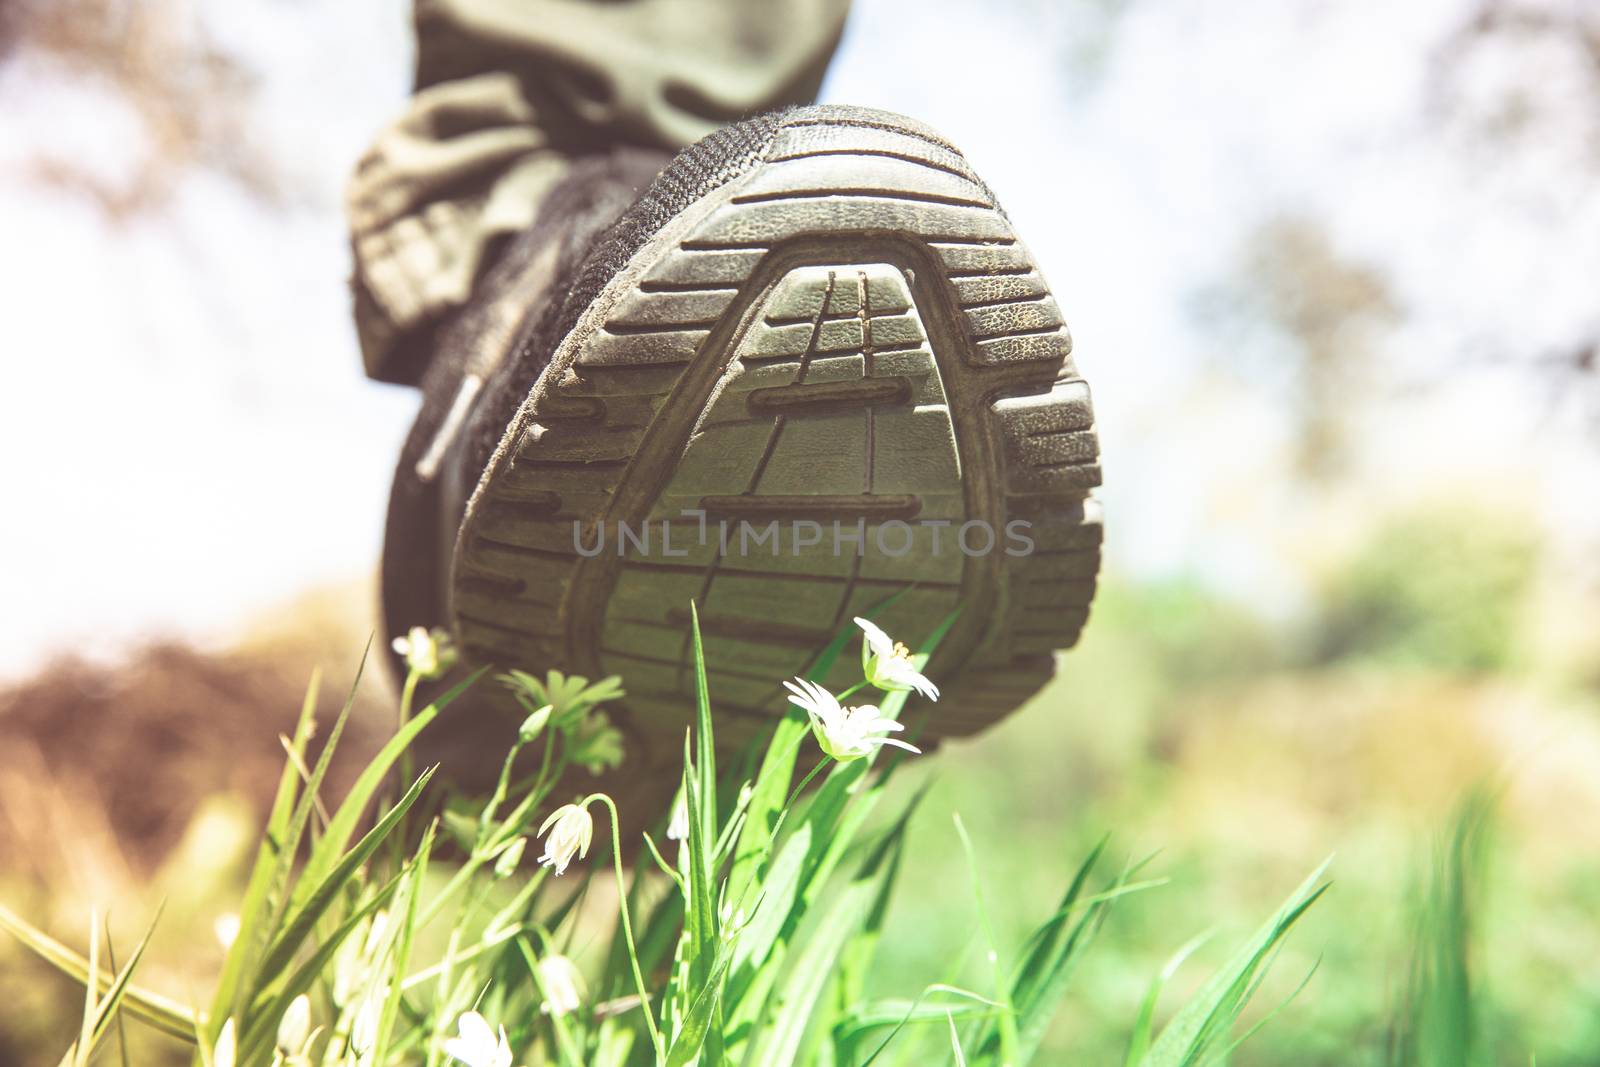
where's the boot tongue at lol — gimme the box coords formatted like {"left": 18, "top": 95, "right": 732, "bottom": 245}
{"left": 430, "top": 148, "right": 671, "bottom": 524}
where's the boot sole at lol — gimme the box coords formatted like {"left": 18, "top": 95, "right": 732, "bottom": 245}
{"left": 451, "top": 108, "right": 1101, "bottom": 746}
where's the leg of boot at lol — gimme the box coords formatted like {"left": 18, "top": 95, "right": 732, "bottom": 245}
{"left": 351, "top": 0, "right": 852, "bottom": 384}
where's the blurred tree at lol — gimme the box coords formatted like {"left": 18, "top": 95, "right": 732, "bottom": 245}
{"left": 1310, "top": 510, "right": 1538, "bottom": 674}
{"left": 1428, "top": 0, "right": 1600, "bottom": 429}
{"left": 1248, "top": 217, "right": 1399, "bottom": 482}
{"left": 1186, "top": 214, "right": 1399, "bottom": 482}
{"left": 0, "top": 0, "right": 281, "bottom": 220}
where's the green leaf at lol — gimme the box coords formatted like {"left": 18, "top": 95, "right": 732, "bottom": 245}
{"left": 57, "top": 908, "right": 162, "bottom": 1067}
{"left": 681, "top": 727, "right": 724, "bottom": 1064}
{"left": 665, "top": 950, "right": 734, "bottom": 1067}
{"left": 294, "top": 667, "right": 484, "bottom": 912}
{"left": 1139, "top": 861, "right": 1330, "bottom": 1066}
{"left": 1012, "top": 838, "right": 1112, "bottom": 1049}
{"left": 831, "top": 792, "right": 925, "bottom": 1063}
{"left": 237, "top": 869, "right": 408, "bottom": 1063}
{"left": 836, "top": 993, "right": 998, "bottom": 1046}
{"left": 73, "top": 909, "right": 97, "bottom": 1067}
{"left": 218, "top": 646, "right": 373, "bottom": 1048}
{"left": 1388, "top": 791, "right": 1496, "bottom": 1067}
{"left": 744, "top": 818, "right": 905, "bottom": 1067}
{"left": 953, "top": 813, "right": 1019, "bottom": 1065}
{"left": 948, "top": 1012, "right": 968, "bottom": 1067}
{"left": 373, "top": 819, "right": 436, "bottom": 1062}
{"left": 252, "top": 768, "right": 436, "bottom": 987}
{"left": 0, "top": 901, "right": 196, "bottom": 1043}
{"left": 1123, "top": 933, "right": 1212, "bottom": 1067}
{"left": 725, "top": 607, "right": 871, "bottom": 908}
{"left": 207, "top": 668, "right": 321, "bottom": 1040}
{"left": 690, "top": 601, "right": 718, "bottom": 853}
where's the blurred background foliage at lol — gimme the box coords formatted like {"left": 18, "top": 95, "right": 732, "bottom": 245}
{"left": 2, "top": 0, "right": 1599, "bottom": 1063}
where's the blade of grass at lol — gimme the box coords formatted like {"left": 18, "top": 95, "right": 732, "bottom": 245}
{"left": 725, "top": 607, "right": 872, "bottom": 906}
{"left": 949, "top": 1012, "right": 968, "bottom": 1067}
{"left": 0, "top": 902, "right": 197, "bottom": 1042}
{"left": 372, "top": 818, "right": 437, "bottom": 1063}
{"left": 103, "top": 918, "right": 131, "bottom": 1067}
{"left": 1139, "top": 860, "right": 1330, "bottom": 1066}
{"left": 294, "top": 667, "right": 485, "bottom": 913}
{"left": 952, "top": 813, "right": 1019, "bottom": 1065}
{"left": 683, "top": 605, "right": 726, "bottom": 1066}
{"left": 689, "top": 602, "right": 717, "bottom": 842}
{"left": 841, "top": 988, "right": 1002, "bottom": 1054}
{"left": 57, "top": 908, "right": 164, "bottom": 1066}
{"left": 742, "top": 815, "right": 906, "bottom": 1067}
{"left": 219, "top": 649, "right": 373, "bottom": 1040}
{"left": 72, "top": 910, "right": 98, "bottom": 1067}
{"left": 206, "top": 667, "right": 319, "bottom": 1041}
{"left": 253, "top": 767, "right": 436, "bottom": 985}
{"left": 665, "top": 950, "right": 734, "bottom": 1067}
{"left": 1123, "top": 933, "right": 1212, "bottom": 1067}
{"left": 1009, "top": 838, "right": 1119, "bottom": 1058}
{"left": 239, "top": 872, "right": 405, "bottom": 1062}
{"left": 1388, "top": 791, "right": 1495, "bottom": 1067}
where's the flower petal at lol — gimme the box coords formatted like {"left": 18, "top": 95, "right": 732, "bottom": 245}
{"left": 457, "top": 1011, "right": 495, "bottom": 1048}
{"left": 853, "top": 616, "right": 895, "bottom": 658}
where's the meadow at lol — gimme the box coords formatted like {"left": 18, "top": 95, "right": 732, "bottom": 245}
{"left": 3, "top": 503, "right": 1593, "bottom": 1066}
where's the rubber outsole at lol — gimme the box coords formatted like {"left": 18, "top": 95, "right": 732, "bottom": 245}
{"left": 450, "top": 109, "right": 1101, "bottom": 747}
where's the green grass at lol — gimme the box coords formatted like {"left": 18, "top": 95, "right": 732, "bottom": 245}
{"left": 1, "top": 609, "right": 1325, "bottom": 1066}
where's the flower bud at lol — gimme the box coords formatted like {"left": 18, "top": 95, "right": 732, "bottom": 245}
{"left": 494, "top": 836, "right": 527, "bottom": 879}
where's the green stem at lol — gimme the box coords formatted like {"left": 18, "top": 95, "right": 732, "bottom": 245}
{"left": 529, "top": 728, "right": 559, "bottom": 808}
{"left": 480, "top": 738, "right": 528, "bottom": 834}
{"left": 393, "top": 670, "right": 421, "bottom": 868}
{"left": 837, "top": 679, "right": 872, "bottom": 701}
{"left": 417, "top": 863, "right": 478, "bottom": 931}
{"left": 418, "top": 784, "right": 547, "bottom": 930}
{"left": 398, "top": 672, "right": 419, "bottom": 775}
{"left": 583, "top": 793, "right": 664, "bottom": 1060}
{"left": 781, "top": 757, "right": 832, "bottom": 817}
{"left": 726, "top": 756, "right": 833, "bottom": 920}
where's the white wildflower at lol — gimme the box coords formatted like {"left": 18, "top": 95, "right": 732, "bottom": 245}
{"left": 277, "top": 994, "right": 312, "bottom": 1056}
{"left": 390, "top": 625, "right": 456, "bottom": 680}
{"left": 783, "top": 678, "right": 921, "bottom": 762}
{"left": 213, "top": 912, "right": 241, "bottom": 951}
{"left": 213, "top": 1018, "right": 237, "bottom": 1067}
{"left": 666, "top": 788, "right": 689, "bottom": 842}
{"left": 362, "top": 909, "right": 391, "bottom": 958}
{"left": 537, "top": 802, "right": 594, "bottom": 875}
{"left": 854, "top": 617, "right": 939, "bottom": 701}
{"left": 442, "top": 1011, "right": 512, "bottom": 1067}
{"left": 351, "top": 995, "right": 381, "bottom": 1058}
{"left": 331, "top": 920, "right": 364, "bottom": 1007}
{"left": 536, "top": 953, "right": 586, "bottom": 1017}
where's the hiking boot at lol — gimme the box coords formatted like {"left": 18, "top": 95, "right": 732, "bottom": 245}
{"left": 384, "top": 105, "right": 1101, "bottom": 781}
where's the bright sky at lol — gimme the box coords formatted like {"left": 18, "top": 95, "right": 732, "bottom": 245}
{"left": 0, "top": 0, "right": 1595, "bottom": 677}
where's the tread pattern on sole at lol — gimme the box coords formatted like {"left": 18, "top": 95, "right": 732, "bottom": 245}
{"left": 452, "top": 113, "right": 1101, "bottom": 746}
